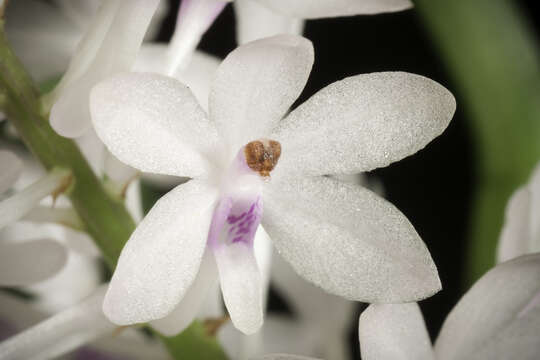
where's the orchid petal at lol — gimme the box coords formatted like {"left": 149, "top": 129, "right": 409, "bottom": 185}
{"left": 254, "top": 226, "right": 273, "bottom": 304}
{"left": 134, "top": 44, "right": 220, "bottom": 110}
{"left": 234, "top": 0, "right": 304, "bottom": 45}
{"left": 49, "top": 0, "right": 159, "bottom": 138}
{"left": 151, "top": 250, "right": 219, "bottom": 336}
{"left": 91, "top": 72, "right": 218, "bottom": 178}
{"left": 497, "top": 188, "right": 532, "bottom": 263}
{"left": 214, "top": 242, "right": 264, "bottom": 335}
{"left": 0, "top": 239, "right": 67, "bottom": 286}
{"left": 209, "top": 34, "right": 313, "bottom": 155}
{"left": 103, "top": 180, "right": 218, "bottom": 325}
{"left": 262, "top": 176, "right": 441, "bottom": 302}
{"left": 252, "top": 0, "right": 412, "bottom": 19}
{"left": 527, "top": 164, "right": 540, "bottom": 251}
{"left": 0, "top": 151, "right": 22, "bottom": 194}
{"left": 0, "top": 169, "right": 72, "bottom": 230}
{"left": 272, "top": 72, "right": 455, "bottom": 178}
{"left": 359, "top": 303, "right": 435, "bottom": 360}
{"left": 5, "top": 0, "right": 80, "bottom": 82}
{"left": 165, "top": 0, "right": 227, "bottom": 75}
{"left": 0, "top": 286, "right": 114, "bottom": 360}
{"left": 435, "top": 254, "right": 540, "bottom": 360}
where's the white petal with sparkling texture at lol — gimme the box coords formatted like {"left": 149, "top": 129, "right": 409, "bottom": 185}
{"left": 0, "top": 151, "right": 23, "bottom": 194}
{"left": 50, "top": 0, "right": 159, "bottom": 138}
{"left": 262, "top": 176, "right": 441, "bottom": 302}
{"left": 252, "top": 0, "right": 412, "bottom": 19}
{"left": 359, "top": 303, "right": 435, "bottom": 360}
{"left": 234, "top": 0, "right": 304, "bottom": 45}
{"left": 134, "top": 44, "right": 220, "bottom": 110}
{"left": 151, "top": 250, "right": 219, "bottom": 336}
{"left": 103, "top": 180, "right": 218, "bottom": 325}
{"left": 272, "top": 72, "right": 456, "bottom": 178}
{"left": 0, "top": 240, "right": 67, "bottom": 286}
{"left": 0, "top": 286, "right": 114, "bottom": 360}
{"left": 435, "top": 254, "right": 540, "bottom": 360}
{"left": 91, "top": 72, "right": 219, "bottom": 178}
{"left": 497, "top": 188, "right": 532, "bottom": 263}
{"left": 209, "top": 34, "right": 313, "bottom": 155}
{"left": 214, "top": 242, "right": 264, "bottom": 335}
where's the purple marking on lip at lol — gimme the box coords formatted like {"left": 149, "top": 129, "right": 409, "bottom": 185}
{"left": 208, "top": 196, "right": 263, "bottom": 248}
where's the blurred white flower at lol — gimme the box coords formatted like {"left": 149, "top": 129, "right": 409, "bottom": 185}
{"left": 497, "top": 163, "right": 540, "bottom": 263}
{"left": 358, "top": 253, "right": 540, "bottom": 360}
{"left": 90, "top": 34, "right": 454, "bottom": 336}
{"left": 0, "top": 151, "right": 22, "bottom": 195}
{"left": 260, "top": 253, "right": 540, "bottom": 360}
{"left": 0, "top": 285, "right": 170, "bottom": 360}
{"left": 5, "top": 0, "right": 167, "bottom": 84}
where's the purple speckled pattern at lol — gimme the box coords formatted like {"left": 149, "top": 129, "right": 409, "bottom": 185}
{"left": 208, "top": 196, "right": 262, "bottom": 248}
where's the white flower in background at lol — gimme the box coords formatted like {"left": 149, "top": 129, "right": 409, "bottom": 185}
{"left": 260, "top": 253, "right": 540, "bottom": 360}
{"left": 90, "top": 34, "right": 454, "bottom": 335}
{"left": 497, "top": 163, "right": 540, "bottom": 263}
{"left": 0, "top": 151, "right": 22, "bottom": 195}
{"left": 0, "top": 285, "right": 170, "bottom": 360}
{"left": 44, "top": 0, "right": 160, "bottom": 138}
{"left": 5, "top": 0, "right": 167, "bottom": 84}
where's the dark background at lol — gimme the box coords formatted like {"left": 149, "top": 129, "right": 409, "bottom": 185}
{"left": 157, "top": 1, "right": 539, "bottom": 358}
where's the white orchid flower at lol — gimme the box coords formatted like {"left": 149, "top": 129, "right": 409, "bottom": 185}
{"left": 5, "top": 0, "right": 167, "bottom": 84}
{"left": 260, "top": 253, "right": 540, "bottom": 360}
{"left": 497, "top": 163, "right": 540, "bottom": 263}
{"left": 45, "top": 0, "right": 160, "bottom": 138}
{"left": 359, "top": 253, "right": 540, "bottom": 360}
{"left": 0, "top": 285, "right": 171, "bottom": 360}
{"left": 90, "top": 34, "right": 454, "bottom": 336}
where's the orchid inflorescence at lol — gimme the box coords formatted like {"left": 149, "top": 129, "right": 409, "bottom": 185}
{"left": 0, "top": 1, "right": 539, "bottom": 360}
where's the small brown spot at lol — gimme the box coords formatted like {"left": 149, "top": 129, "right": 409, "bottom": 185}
{"left": 244, "top": 139, "right": 281, "bottom": 177}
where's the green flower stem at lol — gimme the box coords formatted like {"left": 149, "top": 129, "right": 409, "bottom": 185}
{"left": 414, "top": 0, "right": 540, "bottom": 284}
{"left": 0, "top": 21, "right": 228, "bottom": 359}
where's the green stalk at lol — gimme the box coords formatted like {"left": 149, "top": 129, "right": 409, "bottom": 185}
{"left": 414, "top": 0, "right": 540, "bottom": 284}
{"left": 0, "top": 20, "right": 227, "bottom": 359}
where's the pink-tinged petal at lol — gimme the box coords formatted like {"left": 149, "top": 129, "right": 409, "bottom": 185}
{"left": 151, "top": 250, "right": 219, "bottom": 336}
{"left": 262, "top": 176, "right": 440, "bottom": 303}
{"left": 497, "top": 187, "right": 532, "bottom": 263}
{"left": 272, "top": 72, "right": 455, "bottom": 178}
{"left": 165, "top": 0, "right": 227, "bottom": 75}
{"left": 103, "top": 180, "right": 218, "bottom": 325}
{"left": 435, "top": 254, "right": 540, "bottom": 360}
{"left": 134, "top": 44, "right": 220, "bottom": 111}
{"left": 49, "top": 0, "right": 159, "bottom": 138}
{"left": 91, "top": 72, "right": 218, "bottom": 178}
{"left": 209, "top": 35, "right": 313, "bottom": 156}
{"left": 214, "top": 242, "right": 264, "bottom": 335}
{"left": 252, "top": 0, "right": 412, "bottom": 19}
{"left": 208, "top": 173, "right": 264, "bottom": 334}
{"left": 0, "top": 239, "right": 67, "bottom": 286}
{"left": 0, "top": 286, "right": 114, "bottom": 360}
{"left": 0, "top": 151, "right": 22, "bottom": 194}
{"left": 359, "top": 303, "right": 435, "bottom": 360}
{"left": 234, "top": 0, "right": 304, "bottom": 45}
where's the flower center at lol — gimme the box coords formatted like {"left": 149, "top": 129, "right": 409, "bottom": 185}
{"left": 243, "top": 140, "right": 281, "bottom": 177}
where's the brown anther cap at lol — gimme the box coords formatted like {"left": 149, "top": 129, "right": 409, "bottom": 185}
{"left": 244, "top": 139, "right": 282, "bottom": 177}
